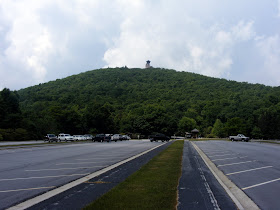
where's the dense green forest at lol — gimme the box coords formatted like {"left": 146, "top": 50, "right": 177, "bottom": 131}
{"left": 1, "top": 67, "right": 280, "bottom": 140}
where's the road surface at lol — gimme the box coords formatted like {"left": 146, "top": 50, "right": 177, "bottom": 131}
{"left": 0, "top": 140, "right": 166, "bottom": 209}
{"left": 194, "top": 140, "right": 280, "bottom": 210}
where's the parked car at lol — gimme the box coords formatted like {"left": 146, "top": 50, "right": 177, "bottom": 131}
{"left": 73, "top": 135, "right": 86, "bottom": 141}
{"left": 149, "top": 134, "right": 170, "bottom": 142}
{"left": 44, "top": 134, "right": 58, "bottom": 142}
{"left": 229, "top": 134, "right": 250, "bottom": 142}
{"left": 112, "top": 134, "right": 122, "bottom": 141}
{"left": 121, "top": 135, "right": 131, "bottom": 140}
{"left": 58, "top": 133, "right": 75, "bottom": 142}
{"left": 84, "top": 134, "right": 93, "bottom": 140}
{"left": 93, "top": 134, "right": 111, "bottom": 142}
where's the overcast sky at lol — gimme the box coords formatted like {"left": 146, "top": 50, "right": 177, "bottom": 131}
{"left": 0, "top": 0, "right": 280, "bottom": 90}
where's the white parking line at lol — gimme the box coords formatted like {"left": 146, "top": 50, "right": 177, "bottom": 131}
{"left": 205, "top": 151, "right": 230, "bottom": 155}
{"left": 242, "top": 177, "right": 280, "bottom": 190}
{"left": 212, "top": 156, "right": 247, "bottom": 161}
{"left": 208, "top": 154, "right": 235, "bottom": 157}
{"left": 203, "top": 150, "right": 228, "bottom": 153}
{"left": 0, "top": 174, "right": 89, "bottom": 181}
{"left": 56, "top": 161, "right": 115, "bottom": 165}
{"left": 226, "top": 166, "right": 273, "bottom": 175}
{"left": 26, "top": 166, "right": 104, "bottom": 171}
{"left": 76, "top": 158, "right": 121, "bottom": 160}
{"left": 8, "top": 142, "right": 167, "bottom": 210}
{"left": 218, "top": 160, "right": 255, "bottom": 167}
{"left": 0, "top": 186, "right": 55, "bottom": 193}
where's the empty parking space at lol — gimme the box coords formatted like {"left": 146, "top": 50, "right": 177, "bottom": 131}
{"left": 195, "top": 140, "right": 280, "bottom": 209}
{"left": 0, "top": 140, "right": 165, "bottom": 209}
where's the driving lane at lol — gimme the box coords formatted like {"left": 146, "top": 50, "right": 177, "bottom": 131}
{"left": 0, "top": 140, "right": 165, "bottom": 209}
{"left": 194, "top": 140, "right": 280, "bottom": 210}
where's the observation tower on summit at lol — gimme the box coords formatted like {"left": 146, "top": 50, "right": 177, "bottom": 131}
{"left": 146, "top": 60, "right": 151, "bottom": 68}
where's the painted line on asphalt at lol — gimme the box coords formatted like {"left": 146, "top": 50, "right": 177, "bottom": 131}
{"left": 56, "top": 161, "right": 115, "bottom": 165}
{"left": 203, "top": 150, "right": 229, "bottom": 153}
{"left": 26, "top": 166, "right": 104, "bottom": 172}
{"left": 208, "top": 154, "right": 235, "bottom": 157}
{"left": 0, "top": 174, "right": 89, "bottom": 181}
{"left": 8, "top": 142, "right": 168, "bottom": 210}
{"left": 76, "top": 158, "right": 124, "bottom": 160}
{"left": 191, "top": 142, "right": 259, "bottom": 210}
{"left": 226, "top": 166, "right": 273, "bottom": 175}
{"left": 87, "top": 154, "right": 127, "bottom": 157}
{"left": 218, "top": 160, "right": 256, "bottom": 167}
{"left": 194, "top": 156, "right": 220, "bottom": 210}
{"left": 242, "top": 177, "right": 280, "bottom": 190}
{"left": 0, "top": 186, "right": 56, "bottom": 193}
{"left": 212, "top": 156, "right": 247, "bottom": 162}
{"left": 205, "top": 151, "right": 231, "bottom": 155}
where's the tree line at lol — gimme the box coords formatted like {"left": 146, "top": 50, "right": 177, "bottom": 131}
{"left": 1, "top": 67, "right": 280, "bottom": 140}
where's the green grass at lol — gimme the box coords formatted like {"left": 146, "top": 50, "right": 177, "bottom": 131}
{"left": 84, "top": 140, "right": 184, "bottom": 210}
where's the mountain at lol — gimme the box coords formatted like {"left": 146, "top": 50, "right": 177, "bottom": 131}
{"left": 2, "top": 67, "right": 280, "bottom": 140}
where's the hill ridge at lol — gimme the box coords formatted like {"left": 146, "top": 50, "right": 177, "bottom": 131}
{"left": 2, "top": 67, "right": 280, "bottom": 140}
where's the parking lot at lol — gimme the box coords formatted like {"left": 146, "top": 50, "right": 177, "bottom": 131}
{"left": 0, "top": 140, "right": 165, "bottom": 209}
{"left": 194, "top": 140, "right": 280, "bottom": 210}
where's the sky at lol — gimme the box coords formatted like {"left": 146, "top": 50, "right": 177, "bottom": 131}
{"left": 0, "top": 0, "right": 280, "bottom": 90}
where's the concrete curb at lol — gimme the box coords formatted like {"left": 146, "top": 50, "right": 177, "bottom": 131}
{"left": 191, "top": 142, "right": 260, "bottom": 210}
{"left": 8, "top": 143, "right": 167, "bottom": 210}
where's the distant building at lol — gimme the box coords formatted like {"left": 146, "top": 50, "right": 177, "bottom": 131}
{"left": 191, "top": 129, "right": 199, "bottom": 138}
{"left": 146, "top": 60, "right": 151, "bottom": 68}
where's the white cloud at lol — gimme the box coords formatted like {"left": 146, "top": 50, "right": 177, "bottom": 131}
{"left": 231, "top": 21, "right": 255, "bottom": 41}
{"left": 278, "top": 0, "right": 280, "bottom": 17}
{"left": 0, "top": 0, "right": 279, "bottom": 89}
{"left": 0, "top": 0, "right": 115, "bottom": 89}
{"left": 256, "top": 35, "right": 280, "bottom": 85}
{"left": 103, "top": 4, "right": 256, "bottom": 79}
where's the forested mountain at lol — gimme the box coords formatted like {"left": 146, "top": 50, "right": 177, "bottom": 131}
{"left": 1, "top": 67, "right": 280, "bottom": 140}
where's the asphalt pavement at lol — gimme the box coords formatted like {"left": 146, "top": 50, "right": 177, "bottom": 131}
{"left": 0, "top": 140, "right": 45, "bottom": 146}
{"left": 194, "top": 140, "right": 280, "bottom": 210}
{"left": 28, "top": 141, "right": 172, "bottom": 210}
{"left": 4, "top": 139, "right": 278, "bottom": 209}
{"left": 0, "top": 140, "right": 168, "bottom": 210}
{"left": 177, "top": 141, "right": 236, "bottom": 210}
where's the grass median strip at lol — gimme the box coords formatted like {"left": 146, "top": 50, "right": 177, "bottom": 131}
{"left": 84, "top": 140, "right": 184, "bottom": 210}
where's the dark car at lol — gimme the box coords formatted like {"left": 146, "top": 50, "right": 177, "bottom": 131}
{"left": 44, "top": 134, "right": 58, "bottom": 142}
{"left": 121, "top": 135, "right": 131, "bottom": 140}
{"left": 149, "top": 134, "right": 170, "bottom": 142}
{"left": 93, "top": 134, "right": 111, "bottom": 142}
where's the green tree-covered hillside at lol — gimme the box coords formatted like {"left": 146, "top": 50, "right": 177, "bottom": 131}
{"left": 2, "top": 67, "right": 280, "bottom": 140}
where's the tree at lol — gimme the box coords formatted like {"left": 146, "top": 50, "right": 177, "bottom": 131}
{"left": 211, "top": 119, "right": 225, "bottom": 138}
{"left": 0, "top": 88, "right": 22, "bottom": 129}
{"left": 224, "top": 117, "right": 246, "bottom": 136}
{"left": 258, "top": 106, "right": 280, "bottom": 139}
{"left": 251, "top": 126, "right": 263, "bottom": 139}
{"left": 178, "top": 117, "right": 197, "bottom": 135}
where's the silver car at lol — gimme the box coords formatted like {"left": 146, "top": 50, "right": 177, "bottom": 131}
{"left": 58, "top": 133, "right": 74, "bottom": 142}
